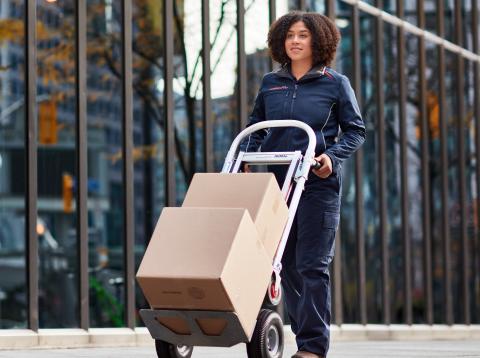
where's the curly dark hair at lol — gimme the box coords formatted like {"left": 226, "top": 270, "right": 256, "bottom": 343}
{"left": 268, "top": 11, "right": 341, "bottom": 67}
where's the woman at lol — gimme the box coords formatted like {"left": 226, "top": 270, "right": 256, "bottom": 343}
{"left": 240, "top": 12, "right": 365, "bottom": 358}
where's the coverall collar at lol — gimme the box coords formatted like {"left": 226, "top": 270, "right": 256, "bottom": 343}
{"left": 274, "top": 63, "right": 327, "bottom": 82}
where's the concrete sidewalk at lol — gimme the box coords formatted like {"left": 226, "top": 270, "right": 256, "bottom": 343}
{"left": 1, "top": 340, "right": 480, "bottom": 357}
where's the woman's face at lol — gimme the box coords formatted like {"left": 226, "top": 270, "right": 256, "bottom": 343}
{"left": 284, "top": 21, "right": 313, "bottom": 64}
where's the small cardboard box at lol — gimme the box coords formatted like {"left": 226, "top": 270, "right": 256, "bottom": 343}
{"left": 182, "top": 173, "right": 289, "bottom": 261}
{"left": 136, "top": 207, "right": 272, "bottom": 338}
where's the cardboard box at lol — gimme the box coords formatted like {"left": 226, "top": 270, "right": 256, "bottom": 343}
{"left": 182, "top": 173, "right": 289, "bottom": 261}
{"left": 136, "top": 207, "right": 272, "bottom": 338}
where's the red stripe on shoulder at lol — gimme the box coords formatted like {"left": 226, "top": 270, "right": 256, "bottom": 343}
{"left": 324, "top": 70, "right": 334, "bottom": 80}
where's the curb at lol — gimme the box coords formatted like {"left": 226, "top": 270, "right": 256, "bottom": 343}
{"left": 1, "top": 325, "right": 480, "bottom": 350}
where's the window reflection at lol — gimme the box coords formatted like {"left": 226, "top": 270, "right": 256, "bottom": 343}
{"left": 245, "top": 0, "right": 270, "bottom": 115}
{"left": 464, "top": 59, "right": 477, "bottom": 323}
{"left": 210, "top": 0, "right": 238, "bottom": 170}
{"left": 382, "top": 0, "right": 396, "bottom": 15}
{"left": 444, "top": 0, "right": 455, "bottom": 43}
{"left": 405, "top": 33, "right": 425, "bottom": 323}
{"left": 276, "top": 0, "right": 290, "bottom": 16}
{"left": 173, "top": 0, "right": 204, "bottom": 202}
{"left": 359, "top": 11, "right": 382, "bottom": 323}
{"left": 131, "top": 0, "right": 165, "bottom": 323}
{"left": 462, "top": 0, "right": 473, "bottom": 51}
{"left": 335, "top": 4, "right": 359, "bottom": 324}
{"left": 404, "top": 0, "right": 417, "bottom": 25}
{"left": 382, "top": 22, "right": 402, "bottom": 323}
{"left": 0, "top": 0, "right": 27, "bottom": 329}
{"left": 426, "top": 42, "right": 444, "bottom": 323}
{"left": 424, "top": 0, "right": 437, "bottom": 33}
{"left": 445, "top": 51, "right": 461, "bottom": 323}
{"left": 36, "top": 0, "right": 78, "bottom": 328}
{"left": 86, "top": 0, "right": 125, "bottom": 328}
{"left": 305, "top": 0, "right": 325, "bottom": 13}
{"left": 1, "top": 0, "right": 479, "bottom": 331}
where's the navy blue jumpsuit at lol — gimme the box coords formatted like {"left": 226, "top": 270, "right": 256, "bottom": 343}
{"left": 240, "top": 64, "right": 365, "bottom": 356}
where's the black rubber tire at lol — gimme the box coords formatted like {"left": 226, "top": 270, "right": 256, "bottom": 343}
{"left": 246, "top": 309, "right": 284, "bottom": 358}
{"left": 155, "top": 340, "right": 193, "bottom": 358}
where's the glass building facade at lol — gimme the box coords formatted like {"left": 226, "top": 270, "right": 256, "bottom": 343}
{"left": 0, "top": 0, "right": 479, "bottom": 330}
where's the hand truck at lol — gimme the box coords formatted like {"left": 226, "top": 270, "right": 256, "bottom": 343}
{"left": 140, "top": 120, "right": 321, "bottom": 358}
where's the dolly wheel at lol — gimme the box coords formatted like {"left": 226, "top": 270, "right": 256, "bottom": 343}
{"left": 155, "top": 339, "right": 193, "bottom": 358}
{"left": 267, "top": 279, "right": 282, "bottom": 306}
{"left": 246, "top": 309, "right": 284, "bottom": 358}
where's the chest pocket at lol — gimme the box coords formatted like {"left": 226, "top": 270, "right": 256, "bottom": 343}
{"left": 263, "top": 89, "right": 289, "bottom": 120}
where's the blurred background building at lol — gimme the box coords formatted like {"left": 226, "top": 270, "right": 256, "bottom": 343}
{"left": 0, "top": 0, "right": 479, "bottom": 331}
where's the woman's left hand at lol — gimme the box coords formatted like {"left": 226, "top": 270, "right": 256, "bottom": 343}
{"left": 312, "top": 154, "right": 333, "bottom": 178}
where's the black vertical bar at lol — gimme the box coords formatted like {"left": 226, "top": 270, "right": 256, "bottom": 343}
{"left": 269, "top": 0, "right": 276, "bottom": 24}
{"left": 142, "top": 101, "right": 153, "bottom": 238}
{"left": 324, "top": 0, "right": 341, "bottom": 326}
{"left": 25, "top": 0, "right": 38, "bottom": 332}
{"left": 375, "top": 0, "right": 389, "bottom": 325}
{"left": 352, "top": 3, "right": 367, "bottom": 325}
{"left": 437, "top": 0, "right": 453, "bottom": 325}
{"left": 269, "top": 0, "right": 276, "bottom": 71}
{"left": 122, "top": 0, "right": 135, "bottom": 329}
{"left": 237, "top": 0, "right": 247, "bottom": 129}
{"left": 473, "top": 0, "right": 480, "bottom": 325}
{"left": 455, "top": 0, "right": 470, "bottom": 325}
{"left": 299, "top": 0, "right": 306, "bottom": 11}
{"left": 417, "top": 0, "right": 433, "bottom": 325}
{"left": 75, "top": 0, "right": 88, "bottom": 330}
{"left": 326, "top": 0, "right": 335, "bottom": 19}
{"left": 164, "top": 0, "right": 176, "bottom": 205}
{"left": 202, "top": 0, "right": 213, "bottom": 172}
{"left": 397, "top": 0, "right": 412, "bottom": 325}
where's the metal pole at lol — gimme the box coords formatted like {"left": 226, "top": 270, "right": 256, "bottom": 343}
{"left": 375, "top": 0, "right": 390, "bottom": 325}
{"left": 269, "top": 0, "right": 276, "bottom": 71}
{"left": 326, "top": 0, "right": 335, "bottom": 19}
{"left": 164, "top": 0, "right": 176, "bottom": 205}
{"left": 397, "top": 0, "right": 412, "bottom": 325}
{"left": 202, "top": 0, "right": 213, "bottom": 172}
{"left": 122, "top": 0, "right": 135, "bottom": 329}
{"left": 269, "top": 0, "right": 276, "bottom": 24}
{"left": 352, "top": 3, "right": 367, "bottom": 325}
{"left": 417, "top": 0, "right": 433, "bottom": 325}
{"left": 473, "top": 0, "right": 480, "bottom": 326}
{"left": 437, "top": 0, "right": 453, "bottom": 325}
{"left": 26, "top": 0, "right": 38, "bottom": 332}
{"left": 455, "top": 0, "right": 470, "bottom": 325}
{"left": 299, "top": 0, "right": 306, "bottom": 11}
{"left": 237, "top": 0, "right": 247, "bottom": 130}
{"left": 75, "top": 0, "right": 89, "bottom": 330}
{"left": 323, "top": 0, "right": 342, "bottom": 325}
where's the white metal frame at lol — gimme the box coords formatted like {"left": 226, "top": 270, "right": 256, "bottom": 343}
{"left": 221, "top": 120, "right": 318, "bottom": 294}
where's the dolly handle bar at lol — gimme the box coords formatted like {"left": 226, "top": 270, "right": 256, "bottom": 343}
{"left": 222, "top": 120, "right": 318, "bottom": 175}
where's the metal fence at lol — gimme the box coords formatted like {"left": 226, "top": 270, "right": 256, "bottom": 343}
{"left": 2, "top": 0, "right": 480, "bottom": 331}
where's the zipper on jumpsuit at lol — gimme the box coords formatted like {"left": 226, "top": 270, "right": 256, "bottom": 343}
{"left": 287, "top": 83, "right": 298, "bottom": 150}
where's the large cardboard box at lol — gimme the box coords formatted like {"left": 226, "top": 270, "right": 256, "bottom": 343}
{"left": 182, "top": 173, "right": 289, "bottom": 261}
{"left": 136, "top": 207, "right": 272, "bottom": 338}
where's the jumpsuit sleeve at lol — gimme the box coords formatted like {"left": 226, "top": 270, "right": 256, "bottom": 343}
{"left": 239, "top": 78, "right": 268, "bottom": 153}
{"left": 324, "top": 75, "right": 366, "bottom": 174}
